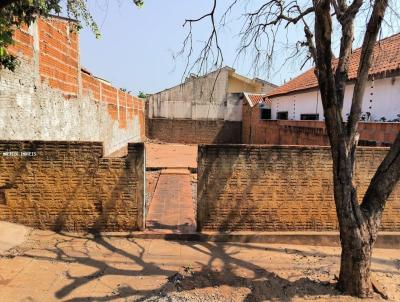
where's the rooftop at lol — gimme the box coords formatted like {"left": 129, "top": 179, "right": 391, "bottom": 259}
{"left": 269, "top": 33, "right": 400, "bottom": 98}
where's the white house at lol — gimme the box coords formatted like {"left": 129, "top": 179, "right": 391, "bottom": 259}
{"left": 268, "top": 33, "right": 400, "bottom": 122}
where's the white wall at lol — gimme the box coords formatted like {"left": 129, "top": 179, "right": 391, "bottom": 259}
{"left": 147, "top": 68, "right": 243, "bottom": 121}
{"left": 271, "top": 76, "right": 400, "bottom": 121}
{"left": 0, "top": 60, "right": 141, "bottom": 156}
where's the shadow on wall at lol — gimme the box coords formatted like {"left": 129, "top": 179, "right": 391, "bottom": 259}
{"left": 197, "top": 145, "right": 400, "bottom": 232}
{"left": 197, "top": 145, "right": 266, "bottom": 232}
{"left": 0, "top": 141, "right": 145, "bottom": 232}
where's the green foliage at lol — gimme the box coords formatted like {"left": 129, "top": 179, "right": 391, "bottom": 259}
{"left": 1, "top": 0, "right": 62, "bottom": 70}
{"left": 134, "top": 0, "right": 144, "bottom": 8}
{"left": 0, "top": 0, "right": 100, "bottom": 71}
{"left": 138, "top": 91, "right": 148, "bottom": 98}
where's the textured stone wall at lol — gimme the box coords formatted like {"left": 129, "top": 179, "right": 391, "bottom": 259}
{"left": 197, "top": 145, "right": 400, "bottom": 232}
{"left": 0, "top": 141, "right": 145, "bottom": 232}
{"left": 146, "top": 118, "right": 242, "bottom": 144}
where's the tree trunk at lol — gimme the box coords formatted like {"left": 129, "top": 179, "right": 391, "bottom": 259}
{"left": 337, "top": 230, "right": 375, "bottom": 297}
{"left": 310, "top": 0, "right": 394, "bottom": 298}
{"left": 329, "top": 142, "right": 379, "bottom": 297}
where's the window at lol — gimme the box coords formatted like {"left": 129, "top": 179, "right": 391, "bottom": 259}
{"left": 260, "top": 108, "right": 271, "bottom": 120}
{"left": 277, "top": 111, "right": 288, "bottom": 120}
{"left": 259, "top": 104, "right": 271, "bottom": 120}
{"left": 300, "top": 114, "right": 319, "bottom": 121}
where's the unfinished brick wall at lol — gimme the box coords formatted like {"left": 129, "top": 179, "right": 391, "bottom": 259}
{"left": 38, "top": 18, "right": 79, "bottom": 97}
{"left": 0, "top": 141, "right": 145, "bottom": 232}
{"left": 7, "top": 25, "right": 34, "bottom": 59}
{"left": 242, "top": 103, "right": 400, "bottom": 146}
{"left": 146, "top": 118, "right": 242, "bottom": 144}
{"left": 197, "top": 145, "right": 400, "bottom": 232}
{"left": 3, "top": 16, "right": 145, "bottom": 153}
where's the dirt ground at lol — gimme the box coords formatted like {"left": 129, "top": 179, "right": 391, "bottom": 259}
{"left": 0, "top": 229, "right": 399, "bottom": 301}
{"left": 145, "top": 143, "right": 197, "bottom": 169}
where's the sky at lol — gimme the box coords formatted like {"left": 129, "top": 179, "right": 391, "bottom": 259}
{"left": 77, "top": 0, "right": 399, "bottom": 95}
{"left": 77, "top": 0, "right": 310, "bottom": 95}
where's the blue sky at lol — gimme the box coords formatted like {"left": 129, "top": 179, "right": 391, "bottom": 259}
{"left": 77, "top": 0, "right": 398, "bottom": 95}
{"left": 78, "top": 0, "right": 309, "bottom": 94}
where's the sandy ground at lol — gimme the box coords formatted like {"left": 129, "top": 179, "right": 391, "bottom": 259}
{"left": 0, "top": 229, "right": 399, "bottom": 301}
{"left": 0, "top": 222, "right": 31, "bottom": 255}
{"left": 145, "top": 143, "right": 197, "bottom": 168}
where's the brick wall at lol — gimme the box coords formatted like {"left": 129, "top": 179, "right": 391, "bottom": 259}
{"left": 3, "top": 16, "right": 145, "bottom": 153}
{"left": 38, "top": 18, "right": 79, "bottom": 97}
{"left": 197, "top": 145, "right": 400, "bottom": 232}
{"left": 7, "top": 25, "right": 34, "bottom": 59}
{"left": 0, "top": 141, "right": 145, "bottom": 232}
{"left": 146, "top": 118, "right": 242, "bottom": 144}
{"left": 242, "top": 103, "right": 400, "bottom": 146}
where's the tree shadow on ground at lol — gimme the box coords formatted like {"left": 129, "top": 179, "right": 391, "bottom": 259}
{"left": 19, "top": 233, "right": 346, "bottom": 302}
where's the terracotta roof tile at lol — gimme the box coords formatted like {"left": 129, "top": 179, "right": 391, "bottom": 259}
{"left": 269, "top": 33, "right": 400, "bottom": 97}
{"left": 244, "top": 93, "right": 272, "bottom": 107}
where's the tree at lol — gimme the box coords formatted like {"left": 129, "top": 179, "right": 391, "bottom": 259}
{"left": 0, "top": 0, "right": 143, "bottom": 70}
{"left": 138, "top": 91, "right": 148, "bottom": 98}
{"left": 174, "top": 0, "right": 400, "bottom": 298}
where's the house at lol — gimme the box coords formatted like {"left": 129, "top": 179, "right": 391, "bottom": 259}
{"left": 268, "top": 33, "right": 400, "bottom": 122}
{"left": 241, "top": 33, "right": 400, "bottom": 146}
{"left": 146, "top": 66, "right": 276, "bottom": 144}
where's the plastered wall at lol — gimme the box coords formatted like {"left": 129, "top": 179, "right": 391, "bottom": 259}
{"left": 2, "top": 16, "right": 145, "bottom": 155}
{"left": 147, "top": 68, "right": 235, "bottom": 121}
{"left": 270, "top": 77, "right": 400, "bottom": 121}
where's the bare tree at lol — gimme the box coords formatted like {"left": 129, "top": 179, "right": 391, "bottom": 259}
{"left": 181, "top": 0, "right": 400, "bottom": 298}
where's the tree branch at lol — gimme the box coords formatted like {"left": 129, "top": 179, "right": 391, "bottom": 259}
{"left": 180, "top": 0, "right": 223, "bottom": 76}
{"left": 303, "top": 23, "right": 317, "bottom": 63}
{"left": 361, "top": 132, "right": 400, "bottom": 222}
{"left": 313, "top": 0, "right": 344, "bottom": 147}
{"left": 334, "top": 1, "right": 363, "bottom": 111}
{"left": 346, "top": 0, "right": 388, "bottom": 147}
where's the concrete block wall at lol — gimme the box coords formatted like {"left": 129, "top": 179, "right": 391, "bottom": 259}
{"left": 197, "top": 145, "right": 400, "bottom": 232}
{"left": 3, "top": 16, "right": 145, "bottom": 154}
{"left": 146, "top": 118, "right": 242, "bottom": 144}
{"left": 0, "top": 141, "right": 145, "bottom": 232}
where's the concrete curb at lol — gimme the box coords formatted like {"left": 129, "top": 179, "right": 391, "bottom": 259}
{"left": 99, "top": 231, "right": 400, "bottom": 249}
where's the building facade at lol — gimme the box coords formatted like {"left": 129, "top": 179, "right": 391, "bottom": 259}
{"left": 146, "top": 66, "right": 276, "bottom": 144}
{"left": 241, "top": 33, "right": 400, "bottom": 146}
{"left": 268, "top": 33, "right": 400, "bottom": 122}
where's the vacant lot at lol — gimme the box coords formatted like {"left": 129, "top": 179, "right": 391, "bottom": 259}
{"left": 146, "top": 143, "right": 197, "bottom": 169}
{"left": 0, "top": 228, "right": 399, "bottom": 301}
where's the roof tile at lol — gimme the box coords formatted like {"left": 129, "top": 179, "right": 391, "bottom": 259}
{"left": 244, "top": 93, "right": 272, "bottom": 107}
{"left": 269, "top": 33, "right": 400, "bottom": 97}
